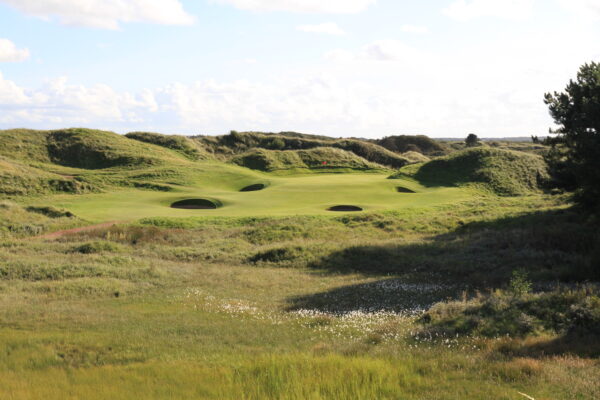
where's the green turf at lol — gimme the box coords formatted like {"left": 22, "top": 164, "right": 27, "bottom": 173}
{"left": 29, "top": 171, "right": 474, "bottom": 221}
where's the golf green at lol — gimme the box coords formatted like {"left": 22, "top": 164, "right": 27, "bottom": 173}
{"left": 34, "top": 173, "right": 473, "bottom": 222}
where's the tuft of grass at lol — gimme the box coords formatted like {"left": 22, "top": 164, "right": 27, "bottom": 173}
{"left": 419, "top": 286, "right": 600, "bottom": 339}
{"left": 26, "top": 206, "right": 75, "bottom": 218}
{"left": 125, "top": 131, "right": 210, "bottom": 160}
{"left": 71, "top": 241, "right": 124, "bottom": 254}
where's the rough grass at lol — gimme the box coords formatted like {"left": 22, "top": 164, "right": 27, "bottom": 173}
{"left": 125, "top": 131, "right": 210, "bottom": 160}
{"left": 197, "top": 131, "right": 409, "bottom": 168}
{"left": 0, "top": 192, "right": 597, "bottom": 398}
{"left": 420, "top": 287, "right": 600, "bottom": 340}
{"left": 1, "top": 130, "right": 597, "bottom": 398}
{"left": 45, "top": 128, "right": 188, "bottom": 169}
{"left": 374, "top": 135, "right": 450, "bottom": 156}
{"left": 231, "top": 147, "right": 385, "bottom": 171}
{"left": 392, "top": 147, "right": 550, "bottom": 195}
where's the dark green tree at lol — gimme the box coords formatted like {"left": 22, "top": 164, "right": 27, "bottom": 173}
{"left": 544, "top": 62, "right": 600, "bottom": 211}
{"left": 465, "top": 133, "right": 480, "bottom": 147}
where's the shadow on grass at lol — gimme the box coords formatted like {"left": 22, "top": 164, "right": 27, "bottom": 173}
{"left": 307, "top": 208, "right": 598, "bottom": 284}
{"left": 288, "top": 208, "right": 598, "bottom": 314}
{"left": 498, "top": 333, "right": 600, "bottom": 359}
{"left": 285, "top": 278, "right": 456, "bottom": 313}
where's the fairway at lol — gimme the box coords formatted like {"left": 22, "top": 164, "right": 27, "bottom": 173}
{"left": 33, "top": 172, "right": 475, "bottom": 221}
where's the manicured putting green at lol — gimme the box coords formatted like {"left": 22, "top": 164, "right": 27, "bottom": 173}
{"left": 37, "top": 172, "right": 476, "bottom": 222}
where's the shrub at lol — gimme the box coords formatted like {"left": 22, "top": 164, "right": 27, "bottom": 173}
{"left": 509, "top": 270, "right": 532, "bottom": 297}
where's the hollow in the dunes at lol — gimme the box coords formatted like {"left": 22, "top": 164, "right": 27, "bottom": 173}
{"left": 171, "top": 199, "right": 220, "bottom": 209}
{"left": 327, "top": 205, "right": 363, "bottom": 212}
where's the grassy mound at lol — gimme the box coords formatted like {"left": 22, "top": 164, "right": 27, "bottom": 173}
{"left": 392, "top": 148, "right": 549, "bottom": 195}
{"left": 0, "top": 156, "right": 94, "bottom": 196}
{"left": 401, "top": 151, "right": 430, "bottom": 163}
{"left": 231, "top": 147, "right": 383, "bottom": 172}
{"left": 0, "top": 129, "right": 54, "bottom": 163}
{"left": 419, "top": 287, "right": 600, "bottom": 339}
{"left": 125, "top": 132, "right": 209, "bottom": 160}
{"left": 374, "top": 135, "right": 450, "bottom": 156}
{"left": 0, "top": 128, "right": 191, "bottom": 170}
{"left": 46, "top": 128, "right": 170, "bottom": 169}
{"left": 197, "top": 131, "right": 409, "bottom": 168}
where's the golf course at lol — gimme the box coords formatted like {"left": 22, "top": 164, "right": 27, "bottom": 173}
{"left": 38, "top": 173, "right": 474, "bottom": 220}
{"left": 0, "top": 128, "right": 598, "bottom": 399}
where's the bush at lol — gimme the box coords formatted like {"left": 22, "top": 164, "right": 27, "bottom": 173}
{"left": 508, "top": 270, "right": 532, "bottom": 297}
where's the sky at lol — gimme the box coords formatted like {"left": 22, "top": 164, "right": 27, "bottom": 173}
{"left": 0, "top": 0, "right": 599, "bottom": 138}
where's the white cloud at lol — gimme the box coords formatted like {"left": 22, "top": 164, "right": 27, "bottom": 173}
{"left": 0, "top": 39, "right": 30, "bottom": 62}
{"left": 0, "top": 66, "right": 574, "bottom": 136}
{"left": 443, "top": 0, "right": 535, "bottom": 21}
{"left": 0, "top": 21, "right": 597, "bottom": 137}
{"left": 297, "top": 23, "right": 345, "bottom": 35}
{"left": 215, "top": 0, "right": 376, "bottom": 13}
{"left": 558, "top": 0, "right": 600, "bottom": 20}
{"left": 0, "top": 0, "right": 195, "bottom": 29}
{"left": 0, "top": 74, "right": 157, "bottom": 124}
{"left": 0, "top": 71, "right": 29, "bottom": 104}
{"left": 327, "top": 40, "right": 429, "bottom": 63}
{"left": 401, "top": 25, "right": 429, "bottom": 34}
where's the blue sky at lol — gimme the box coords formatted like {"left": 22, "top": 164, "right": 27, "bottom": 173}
{"left": 0, "top": 0, "right": 599, "bottom": 138}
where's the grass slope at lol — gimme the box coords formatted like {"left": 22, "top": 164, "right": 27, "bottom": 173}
{"left": 231, "top": 147, "right": 384, "bottom": 172}
{"left": 196, "top": 131, "right": 410, "bottom": 168}
{"left": 392, "top": 147, "right": 549, "bottom": 196}
{"left": 125, "top": 131, "right": 210, "bottom": 160}
{"left": 374, "top": 135, "right": 450, "bottom": 156}
{"left": 0, "top": 128, "right": 229, "bottom": 196}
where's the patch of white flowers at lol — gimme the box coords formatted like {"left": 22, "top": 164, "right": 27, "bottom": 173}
{"left": 178, "top": 282, "right": 479, "bottom": 349}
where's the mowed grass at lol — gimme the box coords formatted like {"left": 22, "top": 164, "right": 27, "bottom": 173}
{"left": 30, "top": 172, "right": 473, "bottom": 221}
